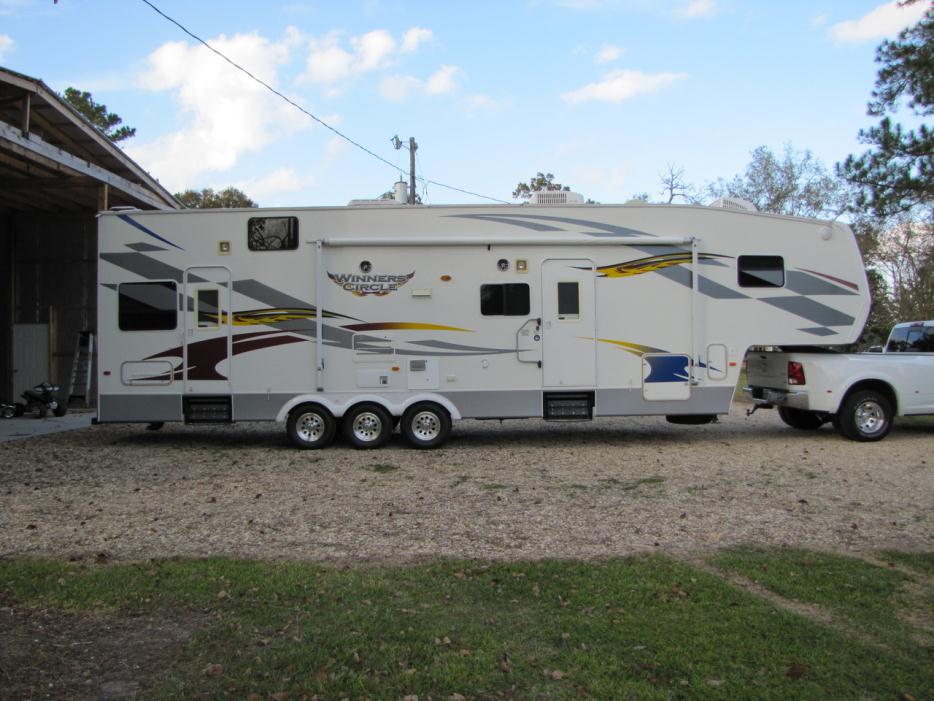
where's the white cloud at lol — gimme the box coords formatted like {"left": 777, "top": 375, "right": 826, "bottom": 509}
{"left": 810, "top": 13, "right": 828, "bottom": 30}
{"left": 127, "top": 31, "right": 311, "bottom": 190}
{"left": 595, "top": 44, "right": 622, "bottom": 64}
{"left": 464, "top": 94, "right": 503, "bottom": 115}
{"left": 401, "top": 27, "right": 433, "bottom": 53}
{"left": 235, "top": 167, "right": 315, "bottom": 201}
{"left": 0, "top": 34, "right": 14, "bottom": 60}
{"left": 305, "top": 31, "right": 354, "bottom": 84}
{"left": 379, "top": 65, "right": 463, "bottom": 102}
{"left": 379, "top": 74, "right": 422, "bottom": 102}
{"left": 674, "top": 0, "right": 718, "bottom": 19}
{"left": 425, "top": 65, "right": 461, "bottom": 95}
{"left": 303, "top": 26, "right": 433, "bottom": 90}
{"left": 562, "top": 68, "right": 687, "bottom": 105}
{"left": 828, "top": 1, "right": 928, "bottom": 43}
{"left": 351, "top": 29, "right": 396, "bottom": 71}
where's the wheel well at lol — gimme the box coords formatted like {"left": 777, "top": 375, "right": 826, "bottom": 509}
{"left": 841, "top": 380, "right": 897, "bottom": 414}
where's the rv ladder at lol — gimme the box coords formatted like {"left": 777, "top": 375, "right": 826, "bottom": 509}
{"left": 67, "top": 330, "right": 94, "bottom": 408}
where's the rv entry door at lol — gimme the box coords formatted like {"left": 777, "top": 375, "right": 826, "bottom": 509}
{"left": 183, "top": 266, "right": 232, "bottom": 396}
{"left": 542, "top": 259, "right": 596, "bottom": 387}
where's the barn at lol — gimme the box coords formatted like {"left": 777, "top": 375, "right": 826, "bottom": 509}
{"left": 0, "top": 66, "right": 179, "bottom": 407}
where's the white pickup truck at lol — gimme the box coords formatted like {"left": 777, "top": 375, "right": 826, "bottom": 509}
{"left": 744, "top": 320, "right": 934, "bottom": 441}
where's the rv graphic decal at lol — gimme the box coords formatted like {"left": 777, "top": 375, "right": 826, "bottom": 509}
{"left": 327, "top": 271, "right": 415, "bottom": 296}
{"left": 643, "top": 355, "right": 692, "bottom": 383}
{"left": 593, "top": 252, "right": 731, "bottom": 278}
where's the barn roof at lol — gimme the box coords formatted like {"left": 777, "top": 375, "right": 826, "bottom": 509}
{"left": 0, "top": 66, "right": 181, "bottom": 213}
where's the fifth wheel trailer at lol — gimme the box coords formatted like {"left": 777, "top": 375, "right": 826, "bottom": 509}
{"left": 96, "top": 197, "right": 869, "bottom": 448}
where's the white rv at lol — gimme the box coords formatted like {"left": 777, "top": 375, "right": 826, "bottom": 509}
{"left": 96, "top": 196, "right": 869, "bottom": 449}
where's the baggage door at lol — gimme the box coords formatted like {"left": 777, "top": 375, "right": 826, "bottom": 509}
{"left": 183, "top": 267, "right": 232, "bottom": 396}
{"left": 542, "top": 259, "right": 596, "bottom": 387}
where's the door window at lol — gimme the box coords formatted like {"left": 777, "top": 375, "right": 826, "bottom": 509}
{"left": 557, "top": 281, "right": 580, "bottom": 319}
{"left": 197, "top": 289, "right": 220, "bottom": 328}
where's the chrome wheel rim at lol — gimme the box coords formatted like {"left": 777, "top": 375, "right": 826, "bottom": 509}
{"left": 855, "top": 400, "right": 886, "bottom": 435}
{"left": 411, "top": 411, "right": 440, "bottom": 441}
{"left": 297, "top": 412, "right": 325, "bottom": 443}
{"left": 352, "top": 412, "right": 384, "bottom": 442}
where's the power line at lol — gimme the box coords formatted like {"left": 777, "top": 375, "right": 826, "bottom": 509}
{"left": 138, "top": 0, "right": 510, "bottom": 204}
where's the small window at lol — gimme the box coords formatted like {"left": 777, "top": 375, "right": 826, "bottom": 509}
{"left": 557, "top": 281, "right": 580, "bottom": 319}
{"left": 197, "top": 289, "right": 220, "bottom": 328}
{"left": 248, "top": 216, "right": 298, "bottom": 251}
{"left": 480, "top": 283, "right": 530, "bottom": 316}
{"left": 738, "top": 255, "right": 784, "bottom": 287}
{"left": 118, "top": 281, "right": 177, "bottom": 331}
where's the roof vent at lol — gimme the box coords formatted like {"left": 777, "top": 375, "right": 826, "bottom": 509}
{"left": 347, "top": 199, "right": 400, "bottom": 207}
{"left": 530, "top": 191, "right": 585, "bottom": 205}
{"left": 710, "top": 197, "right": 757, "bottom": 213}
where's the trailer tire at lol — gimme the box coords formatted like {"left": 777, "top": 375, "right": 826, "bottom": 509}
{"left": 401, "top": 402, "right": 451, "bottom": 449}
{"left": 287, "top": 403, "right": 337, "bottom": 449}
{"left": 835, "top": 390, "right": 893, "bottom": 442}
{"left": 777, "top": 407, "right": 824, "bottom": 430}
{"left": 343, "top": 403, "right": 393, "bottom": 449}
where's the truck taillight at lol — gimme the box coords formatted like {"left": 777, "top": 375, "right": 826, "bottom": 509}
{"left": 787, "top": 361, "right": 806, "bottom": 385}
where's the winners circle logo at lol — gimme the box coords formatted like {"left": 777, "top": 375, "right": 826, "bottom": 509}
{"left": 327, "top": 271, "right": 415, "bottom": 297}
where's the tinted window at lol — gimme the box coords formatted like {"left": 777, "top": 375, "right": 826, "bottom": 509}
{"left": 557, "top": 282, "right": 580, "bottom": 318}
{"left": 197, "top": 289, "right": 220, "bottom": 328}
{"left": 248, "top": 216, "right": 299, "bottom": 251}
{"left": 886, "top": 326, "right": 934, "bottom": 352}
{"left": 480, "top": 283, "right": 530, "bottom": 316}
{"left": 738, "top": 255, "right": 784, "bottom": 287}
{"left": 118, "top": 282, "right": 177, "bottom": 331}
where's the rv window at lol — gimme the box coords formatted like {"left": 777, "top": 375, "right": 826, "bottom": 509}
{"left": 118, "top": 281, "right": 177, "bottom": 331}
{"left": 557, "top": 282, "right": 580, "bottom": 318}
{"left": 197, "top": 289, "right": 220, "bottom": 328}
{"left": 480, "top": 283, "right": 530, "bottom": 316}
{"left": 738, "top": 255, "right": 784, "bottom": 287}
{"left": 248, "top": 216, "right": 299, "bottom": 251}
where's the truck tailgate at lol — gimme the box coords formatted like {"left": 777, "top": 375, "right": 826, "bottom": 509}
{"left": 746, "top": 352, "right": 789, "bottom": 388}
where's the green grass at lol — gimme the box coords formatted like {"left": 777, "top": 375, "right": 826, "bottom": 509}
{"left": 881, "top": 550, "right": 934, "bottom": 575}
{"left": 1, "top": 553, "right": 931, "bottom": 700}
{"left": 709, "top": 548, "right": 933, "bottom": 657}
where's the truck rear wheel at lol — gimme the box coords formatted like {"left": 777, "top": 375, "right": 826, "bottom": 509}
{"left": 287, "top": 403, "right": 337, "bottom": 449}
{"left": 835, "top": 390, "right": 893, "bottom": 442}
{"left": 343, "top": 403, "right": 393, "bottom": 449}
{"left": 401, "top": 402, "right": 451, "bottom": 449}
{"left": 777, "top": 407, "right": 825, "bottom": 430}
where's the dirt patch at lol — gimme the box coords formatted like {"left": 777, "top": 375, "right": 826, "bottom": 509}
{"left": 0, "top": 605, "right": 198, "bottom": 700}
{"left": 0, "top": 407, "right": 931, "bottom": 563}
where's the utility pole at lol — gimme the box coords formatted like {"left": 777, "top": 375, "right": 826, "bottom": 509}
{"left": 391, "top": 135, "right": 418, "bottom": 205}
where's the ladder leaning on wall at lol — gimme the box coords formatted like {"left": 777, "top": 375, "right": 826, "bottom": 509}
{"left": 67, "top": 331, "right": 94, "bottom": 408}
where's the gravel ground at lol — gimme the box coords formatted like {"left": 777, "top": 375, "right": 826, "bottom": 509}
{"left": 0, "top": 407, "right": 931, "bottom": 563}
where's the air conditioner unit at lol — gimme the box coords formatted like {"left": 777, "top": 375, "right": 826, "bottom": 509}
{"left": 529, "top": 191, "right": 585, "bottom": 205}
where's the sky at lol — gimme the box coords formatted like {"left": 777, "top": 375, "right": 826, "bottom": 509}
{"left": 0, "top": 0, "right": 928, "bottom": 207}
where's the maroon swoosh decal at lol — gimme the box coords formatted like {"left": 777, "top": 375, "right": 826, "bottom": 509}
{"left": 798, "top": 268, "right": 859, "bottom": 291}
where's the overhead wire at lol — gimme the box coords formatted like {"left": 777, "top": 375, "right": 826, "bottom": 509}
{"left": 138, "top": 0, "right": 511, "bottom": 204}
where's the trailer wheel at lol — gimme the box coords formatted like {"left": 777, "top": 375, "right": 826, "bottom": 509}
{"left": 835, "top": 390, "right": 893, "bottom": 442}
{"left": 777, "top": 407, "right": 825, "bottom": 430}
{"left": 343, "top": 403, "right": 393, "bottom": 449}
{"left": 401, "top": 402, "right": 451, "bottom": 449}
{"left": 287, "top": 403, "right": 337, "bottom": 449}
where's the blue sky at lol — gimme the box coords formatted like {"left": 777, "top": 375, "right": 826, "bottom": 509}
{"left": 0, "top": 0, "right": 927, "bottom": 206}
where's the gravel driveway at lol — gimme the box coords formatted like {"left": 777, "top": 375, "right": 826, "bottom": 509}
{"left": 1, "top": 407, "right": 931, "bottom": 562}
